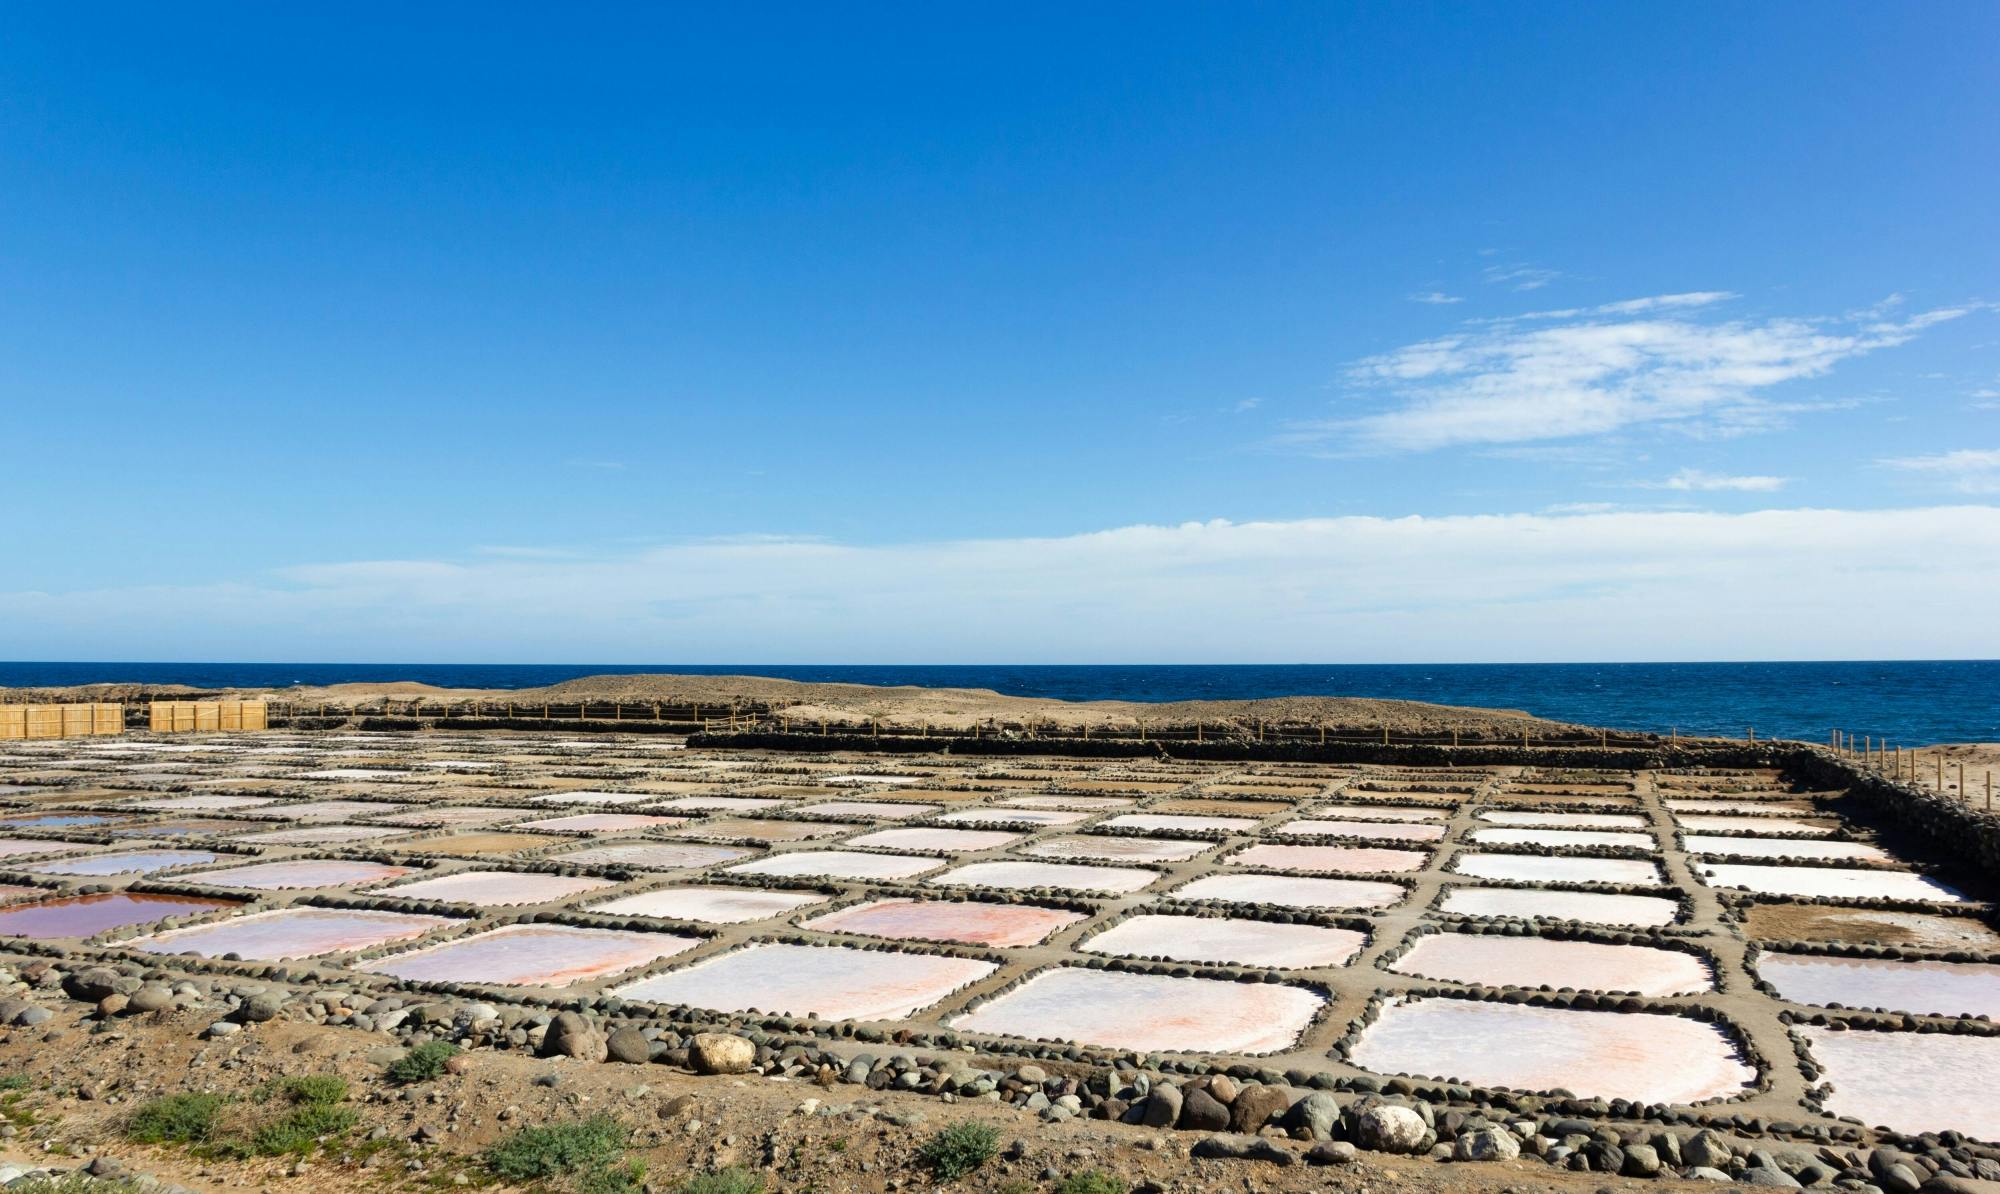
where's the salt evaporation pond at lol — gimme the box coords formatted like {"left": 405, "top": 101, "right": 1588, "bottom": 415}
{"left": 0, "top": 892, "right": 240, "bottom": 939}
{"left": 106, "top": 818, "right": 245, "bottom": 838}
{"left": 948, "top": 967, "right": 1323, "bottom": 1054}
{"left": 651, "top": 796, "right": 788, "bottom": 813}
{"left": 929, "top": 860, "right": 1158, "bottom": 894}
{"left": 1451, "top": 854, "right": 1665, "bottom": 886}
{"left": 1305, "top": 804, "right": 1444, "bottom": 822}
{"left": 1697, "top": 864, "right": 1966, "bottom": 903}
{"left": 369, "top": 806, "right": 522, "bottom": 828}
{"left": 936, "top": 808, "right": 1089, "bottom": 827}
{"left": 129, "top": 907, "right": 458, "bottom": 960}
{"left": 530, "top": 790, "right": 657, "bottom": 806}
{"left": 232, "top": 825, "right": 411, "bottom": 846}
{"left": 1100, "top": 813, "right": 1259, "bottom": 834}
{"left": 21, "top": 849, "right": 219, "bottom": 876}
{"left": 374, "top": 870, "right": 617, "bottom": 907}
{"left": 1438, "top": 886, "right": 1680, "bottom": 927}
{"left": 1169, "top": 873, "right": 1405, "bottom": 910}
{"left": 727, "top": 850, "right": 941, "bottom": 881}
{"left": 1799, "top": 1027, "right": 2000, "bottom": 1139}
{"left": 1673, "top": 815, "right": 1834, "bottom": 837}
{"left": 1665, "top": 800, "right": 1803, "bottom": 815}
{"left": 844, "top": 827, "right": 1022, "bottom": 854}
{"left": 1273, "top": 819, "right": 1445, "bottom": 842}
{"left": 1003, "top": 795, "right": 1134, "bottom": 810}
{"left": 410, "top": 832, "right": 564, "bottom": 856}
{"left": 1471, "top": 828, "right": 1655, "bottom": 850}
{"left": 266, "top": 800, "right": 407, "bottom": 822}
{"left": 1227, "top": 844, "right": 1428, "bottom": 874}
{"left": 587, "top": 886, "right": 829, "bottom": 923}
{"left": 0, "top": 839, "right": 85, "bottom": 859}
{"left": 362, "top": 923, "right": 700, "bottom": 987}
{"left": 557, "top": 843, "right": 752, "bottom": 870}
{"left": 1350, "top": 997, "right": 1755, "bottom": 1105}
{"left": 1682, "top": 837, "right": 1889, "bottom": 862}
{"left": 1756, "top": 954, "right": 2000, "bottom": 1019}
{"left": 186, "top": 859, "right": 415, "bottom": 890}
{"left": 1390, "top": 933, "right": 1713, "bottom": 995}
{"left": 793, "top": 802, "right": 941, "bottom": 820}
{"left": 515, "top": 814, "right": 686, "bottom": 834}
{"left": 1080, "top": 914, "right": 1365, "bottom": 968}
{"left": 1020, "top": 835, "right": 1211, "bottom": 863}
{"left": 1479, "top": 811, "right": 1648, "bottom": 829}
{"left": 123, "top": 795, "right": 278, "bottom": 811}
{"left": 801, "top": 897, "right": 1085, "bottom": 947}
{"left": 669, "top": 818, "right": 852, "bottom": 842}
{"left": 613, "top": 942, "right": 995, "bottom": 1020}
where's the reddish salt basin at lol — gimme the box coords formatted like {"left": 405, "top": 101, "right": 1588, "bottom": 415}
{"left": 844, "top": 827, "right": 1022, "bottom": 854}
{"left": 1305, "top": 804, "right": 1445, "bottom": 822}
{"left": 1081, "top": 914, "right": 1366, "bottom": 968}
{"left": 1272, "top": 819, "right": 1446, "bottom": 842}
{"left": 21, "top": 849, "right": 219, "bottom": 876}
{"left": 1100, "top": 813, "right": 1259, "bottom": 834}
{"left": 1350, "top": 997, "right": 1755, "bottom": 1104}
{"left": 231, "top": 825, "right": 411, "bottom": 846}
{"left": 792, "top": 802, "right": 941, "bottom": 820}
{"left": 129, "top": 907, "right": 458, "bottom": 960}
{"left": 1479, "top": 811, "right": 1648, "bottom": 829}
{"left": 514, "top": 814, "right": 688, "bottom": 834}
{"left": 1800, "top": 1027, "right": 2000, "bottom": 1139}
{"left": 556, "top": 843, "right": 753, "bottom": 870}
{"left": 1673, "top": 815, "right": 1834, "bottom": 836}
{"left": 802, "top": 897, "right": 1084, "bottom": 947}
{"left": 362, "top": 923, "right": 701, "bottom": 987}
{"left": 1390, "top": 932, "right": 1712, "bottom": 995}
{"left": 929, "top": 860, "right": 1158, "bottom": 894}
{"left": 1451, "top": 854, "right": 1665, "bottom": 886}
{"left": 1226, "top": 843, "right": 1428, "bottom": 874}
{"left": 947, "top": 967, "right": 1323, "bottom": 1054}
{"left": 372, "top": 870, "right": 618, "bottom": 906}
{"left": 615, "top": 942, "right": 994, "bottom": 1020}
{"left": 668, "top": 818, "right": 854, "bottom": 842}
{"left": 936, "top": 808, "right": 1090, "bottom": 827}
{"left": 1682, "top": 836, "right": 1889, "bottom": 862}
{"left": 0, "top": 892, "right": 240, "bottom": 939}
{"left": 1471, "top": 828, "right": 1655, "bottom": 850}
{"left": 1168, "top": 873, "right": 1405, "bottom": 910}
{"left": 725, "top": 850, "right": 940, "bottom": 881}
{"left": 1756, "top": 954, "right": 2000, "bottom": 1019}
{"left": 586, "top": 886, "right": 831, "bottom": 924}
{"left": 1020, "top": 835, "right": 1212, "bottom": 863}
{"left": 1697, "top": 864, "right": 1966, "bottom": 903}
{"left": 1438, "top": 886, "right": 1680, "bottom": 926}
{"left": 185, "top": 859, "right": 416, "bottom": 890}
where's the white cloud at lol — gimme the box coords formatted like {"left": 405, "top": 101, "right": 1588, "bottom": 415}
{"left": 1881, "top": 449, "right": 2000, "bottom": 494}
{"left": 1407, "top": 291, "right": 1464, "bottom": 305}
{"left": 1288, "top": 300, "right": 1980, "bottom": 453}
{"left": 1640, "top": 468, "right": 1791, "bottom": 493}
{"left": 6, "top": 507, "right": 1998, "bottom": 663}
{"left": 1483, "top": 264, "right": 1562, "bottom": 291}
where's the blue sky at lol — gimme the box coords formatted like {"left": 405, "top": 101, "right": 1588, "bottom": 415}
{"left": 3, "top": 3, "right": 1997, "bottom": 662}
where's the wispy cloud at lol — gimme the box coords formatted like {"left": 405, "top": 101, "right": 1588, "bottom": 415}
{"left": 1283, "top": 298, "right": 1982, "bottom": 454}
{"left": 1881, "top": 448, "right": 2000, "bottom": 494}
{"left": 1482, "top": 263, "right": 1562, "bottom": 291}
{"left": 1227, "top": 398, "right": 1263, "bottom": 414}
{"left": 1407, "top": 291, "right": 1464, "bottom": 305}
{"left": 1638, "top": 468, "right": 1790, "bottom": 493}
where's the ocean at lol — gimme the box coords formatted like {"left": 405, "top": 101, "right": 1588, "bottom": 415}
{"left": 2, "top": 661, "right": 1994, "bottom": 745}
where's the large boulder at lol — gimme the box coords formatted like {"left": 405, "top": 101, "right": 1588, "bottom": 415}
{"left": 1287, "top": 1092, "right": 1342, "bottom": 1141}
{"left": 1177, "top": 1085, "right": 1231, "bottom": 1132}
{"left": 541, "top": 1012, "right": 607, "bottom": 1062}
{"left": 689, "top": 1033, "right": 754, "bottom": 1075}
{"left": 1684, "top": 1129, "right": 1736, "bottom": 1170}
{"left": 1190, "top": 1135, "right": 1294, "bottom": 1166}
{"left": 1139, "top": 1083, "right": 1182, "bottom": 1128}
{"left": 1355, "top": 1105, "right": 1427, "bottom": 1154}
{"left": 1228, "top": 1084, "right": 1296, "bottom": 1134}
{"left": 604, "top": 1028, "right": 651, "bottom": 1064}
{"left": 1453, "top": 1128, "right": 1520, "bottom": 1162}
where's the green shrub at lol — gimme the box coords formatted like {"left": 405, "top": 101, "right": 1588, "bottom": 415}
{"left": 1054, "top": 1173, "right": 1127, "bottom": 1194}
{"left": 384, "top": 1040, "right": 459, "bottom": 1084}
{"left": 485, "top": 1116, "right": 633, "bottom": 1192}
{"left": 278, "top": 1074, "right": 348, "bottom": 1106}
{"left": 917, "top": 1121, "right": 999, "bottom": 1182}
{"left": 0, "top": 1074, "right": 30, "bottom": 1092}
{"left": 127, "top": 1093, "right": 224, "bottom": 1145}
{"left": 7, "top": 1175, "right": 139, "bottom": 1194}
{"left": 673, "top": 1168, "right": 763, "bottom": 1194}
{"left": 250, "top": 1102, "right": 360, "bottom": 1156}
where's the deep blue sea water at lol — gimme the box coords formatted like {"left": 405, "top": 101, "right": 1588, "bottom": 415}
{"left": 3, "top": 661, "right": 1994, "bottom": 745}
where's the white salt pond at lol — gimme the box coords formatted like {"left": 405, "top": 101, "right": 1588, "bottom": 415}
{"left": 613, "top": 942, "right": 995, "bottom": 1020}
{"left": 556, "top": 843, "right": 753, "bottom": 870}
{"left": 372, "top": 870, "right": 618, "bottom": 907}
{"left": 1756, "top": 954, "right": 2000, "bottom": 1019}
{"left": 1100, "top": 813, "right": 1259, "bottom": 835}
{"left": 1304, "top": 804, "right": 1444, "bottom": 822}
{"left": 1682, "top": 836, "right": 1889, "bottom": 862}
{"left": 267, "top": 800, "right": 411, "bottom": 822}
{"left": 22, "top": 849, "right": 219, "bottom": 877}
{"left": 651, "top": 797, "right": 788, "bottom": 813}
{"left": 843, "top": 827, "right": 1022, "bottom": 854}
{"left": 1080, "top": 914, "right": 1366, "bottom": 968}
{"left": 1350, "top": 997, "right": 1756, "bottom": 1105}
{"left": 529, "top": 790, "right": 657, "bottom": 805}
{"left": 801, "top": 897, "right": 1085, "bottom": 947}
{"left": 725, "top": 850, "right": 940, "bottom": 881}
{"left": 1019, "top": 835, "right": 1212, "bottom": 863}
{"left": 514, "top": 813, "right": 687, "bottom": 834}
{"left": 586, "top": 886, "right": 830, "bottom": 924}
{"left": 186, "top": 859, "right": 416, "bottom": 890}
{"left": 1003, "top": 795, "right": 1134, "bottom": 810}
{"left": 1479, "top": 811, "right": 1648, "bottom": 829}
{"left": 948, "top": 967, "right": 1323, "bottom": 1054}
{"left": 936, "top": 808, "right": 1090, "bottom": 827}
{"left": 1800, "top": 1027, "right": 2000, "bottom": 1139}
{"left": 231, "top": 825, "right": 411, "bottom": 846}
{"left": 669, "top": 818, "right": 852, "bottom": 842}
{"left": 362, "top": 923, "right": 700, "bottom": 987}
{"left": 1168, "top": 873, "right": 1406, "bottom": 910}
{"left": 1272, "top": 819, "right": 1446, "bottom": 842}
{"left": 792, "top": 801, "right": 941, "bottom": 819}
{"left": 129, "top": 907, "right": 458, "bottom": 960}
{"left": 929, "top": 860, "right": 1159, "bottom": 894}
{"left": 1471, "top": 828, "right": 1656, "bottom": 850}
{"left": 1227, "top": 843, "right": 1429, "bottom": 874}
{"left": 1390, "top": 932, "right": 1713, "bottom": 995}
{"left": 1665, "top": 800, "right": 1803, "bottom": 815}
{"left": 1673, "top": 815, "right": 1835, "bottom": 836}
{"left": 1451, "top": 853, "right": 1665, "bottom": 887}
{"left": 1697, "top": 864, "right": 1967, "bottom": 903}
{"left": 1437, "top": 886, "right": 1681, "bottom": 927}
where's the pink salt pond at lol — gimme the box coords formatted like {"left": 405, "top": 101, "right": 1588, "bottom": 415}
{"left": 21, "top": 849, "right": 218, "bottom": 876}
{"left": 372, "top": 870, "right": 618, "bottom": 907}
{"left": 586, "top": 886, "right": 831, "bottom": 924}
{"left": 0, "top": 838, "right": 84, "bottom": 859}
{"left": 264, "top": 800, "right": 408, "bottom": 822}
{"left": 186, "top": 859, "right": 416, "bottom": 890}
{"left": 1272, "top": 819, "right": 1445, "bottom": 842}
{"left": 106, "top": 818, "right": 245, "bottom": 838}
{"left": 844, "top": 827, "right": 1022, "bottom": 854}
{"left": 929, "top": 860, "right": 1158, "bottom": 894}
{"left": 669, "top": 818, "right": 853, "bottom": 842}
{"left": 514, "top": 814, "right": 688, "bottom": 834}
{"left": 802, "top": 897, "right": 1085, "bottom": 947}
{"left": 1100, "top": 813, "right": 1259, "bottom": 835}
{"left": 556, "top": 843, "right": 752, "bottom": 870}
{"left": 129, "top": 907, "right": 458, "bottom": 960}
{"left": 613, "top": 942, "right": 995, "bottom": 1020}
{"left": 1470, "top": 828, "right": 1655, "bottom": 850}
{"left": 369, "top": 807, "right": 524, "bottom": 828}
{"left": 947, "top": 967, "right": 1323, "bottom": 1054}
{"left": 362, "top": 923, "right": 700, "bottom": 987}
{"left": 1226, "top": 843, "right": 1428, "bottom": 874}
{"left": 1682, "top": 836, "right": 1889, "bottom": 862}
{"left": 1799, "top": 1027, "right": 2000, "bottom": 1139}
{"left": 0, "top": 892, "right": 240, "bottom": 939}
{"left": 1306, "top": 804, "right": 1444, "bottom": 822}
{"left": 1755, "top": 954, "right": 2000, "bottom": 1019}
{"left": 1350, "top": 997, "right": 1755, "bottom": 1105}
{"left": 1438, "top": 886, "right": 1681, "bottom": 927}
{"left": 725, "top": 850, "right": 940, "bottom": 881}
{"left": 1169, "top": 873, "right": 1405, "bottom": 910}
{"left": 1390, "top": 932, "right": 1712, "bottom": 995}
{"left": 1081, "top": 914, "right": 1365, "bottom": 969}
{"left": 1451, "top": 853, "right": 1665, "bottom": 887}
{"left": 1697, "top": 864, "right": 1966, "bottom": 903}
{"left": 1020, "top": 835, "right": 1212, "bottom": 863}
{"left": 124, "top": 795, "right": 278, "bottom": 811}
